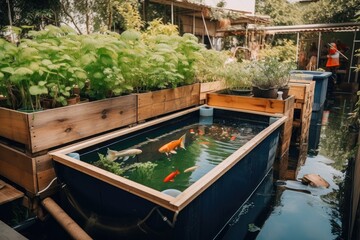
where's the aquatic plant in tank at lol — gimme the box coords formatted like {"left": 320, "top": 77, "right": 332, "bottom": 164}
{"left": 83, "top": 113, "right": 266, "bottom": 192}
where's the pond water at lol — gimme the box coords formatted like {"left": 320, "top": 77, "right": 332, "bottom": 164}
{"left": 216, "top": 94, "right": 355, "bottom": 240}
{"left": 80, "top": 114, "right": 266, "bottom": 192}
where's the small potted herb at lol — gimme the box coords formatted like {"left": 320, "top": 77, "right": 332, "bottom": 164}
{"left": 250, "top": 57, "right": 295, "bottom": 99}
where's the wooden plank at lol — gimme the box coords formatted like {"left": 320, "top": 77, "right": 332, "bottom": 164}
{"left": 207, "top": 93, "right": 291, "bottom": 114}
{"left": 52, "top": 153, "right": 177, "bottom": 211}
{"left": 0, "top": 108, "right": 30, "bottom": 145}
{"left": 0, "top": 144, "right": 37, "bottom": 193}
{"left": 35, "top": 155, "right": 57, "bottom": 192}
{"left": 0, "top": 180, "right": 24, "bottom": 205}
{"left": 51, "top": 107, "right": 200, "bottom": 155}
{"left": 137, "top": 84, "right": 200, "bottom": 121}
{"left": 37, "top": 168, "right": 56, "bottom": 193}
{"left": 0, "top": 220, "right": 28, "bottom": 240}
{"left": 28, "top": 95, "right": 137, "bottom": 153}
{"left": 199, "top": 81, "right": 226, "bottom": 100}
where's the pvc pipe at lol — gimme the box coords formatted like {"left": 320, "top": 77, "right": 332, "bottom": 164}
{"left": 41, "top": 197, "right": 92, "bottom": 240}
{"left": 199, "top": 106, "right": 213, "bottom": 117}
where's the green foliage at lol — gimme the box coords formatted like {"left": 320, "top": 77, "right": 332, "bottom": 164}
{"left": 256, "top": 0, "right": 303, "bottom": 25}
{"left": 195, "top": 49, "right": 229, "bottom": 83}
{"left": 113, "top": 1, "right": 143, "bottom": 31}
{"left": 128, "top": 161, "right": 158, "bottom": 181}
{"left": 258, "top": 39, "right": 297, "bottom": 62}
{"left": 302, "top": 0, "right": 360, "bottom": 24}
{"left": 250, "top": 57, "right": 296, "bottom": 89}
{"left": 0, "top": 0, "right": 60, "bottom": 31}
{"left": 223, "top": 61, "right": 253, "bottom": 90}
{"left": 0, "top": 24, "right": 204, "bottom": 109}
{"left": 93, "top": 153, "right": 125, "bottom": 176}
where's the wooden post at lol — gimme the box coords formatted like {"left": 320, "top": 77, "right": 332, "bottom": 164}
{"left": 42, "top": 197, "right": 92, "bottom": 240}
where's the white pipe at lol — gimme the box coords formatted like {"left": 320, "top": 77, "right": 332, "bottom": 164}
{"left": 295, "top": 32, "right": 299, "bottom": 63}
{"left": 201, "top": 12, "right": 214, "bottom": 49}
{"left": 317, "top": 32, "right": 321, "bottom": 69}
{"left": 171, "top": 2, "right": 174, "bottom": 24}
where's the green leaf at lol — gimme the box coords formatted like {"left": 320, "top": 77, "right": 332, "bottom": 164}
{"left": 41, "top": 59, "right": 53, "bottom": 66}
{"left": 29, "top": 85, "right": 48, "bottom": 95}
{"left": 0, "top": 72, "right": 4, "bottom": 80}
{"left": 1, "top": 67, "right": 14, "bottom": 74}
{"left": 38, "top": 81, "right": 47, "bottom": 86}
{"left": 14, "top": 67, "right": 34, "bottom": 75}
{"left": 120, "top": 30, "right": 141, "bottom": 41}
{"left": 75, "top": 71, "right": 87, "bottom": 79}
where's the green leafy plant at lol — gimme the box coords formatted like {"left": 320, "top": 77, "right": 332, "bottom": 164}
{"left": 195, "top": 49, "right": 229, "bottom": 83}
{"left": 223, "top": 61, "right": 253, "bottom": 91}
{"left": 250, "top": 57, "right": 296, "bottom": 90}
{"left": 93, "top": 153, "right": 125, "bottom": 176}
{"left": 128, "top": 161, "right": 158, "bottom": 181}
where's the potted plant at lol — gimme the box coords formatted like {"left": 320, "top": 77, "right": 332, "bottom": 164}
{"left": 250, "top": 57, "right": 295, "bottom": 99}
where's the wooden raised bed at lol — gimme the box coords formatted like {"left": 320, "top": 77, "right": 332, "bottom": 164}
{"left": 137, "top": 83, "right": 200, "bottom": 121}
{"left": 206, "top": 92, "right": 295, "bottom": 179}
{"left": 199, "top": 80, "right": 225, "bottom": 103}
{"left": 287, "top": 79, "right": 315, "bottom": 179}
{"left": 0, "top": 94, "right": 137, "bottom": 195}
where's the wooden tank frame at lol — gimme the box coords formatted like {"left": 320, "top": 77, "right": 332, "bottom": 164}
{"left": 50, "top": 106, "right": 286, "bottom": 239}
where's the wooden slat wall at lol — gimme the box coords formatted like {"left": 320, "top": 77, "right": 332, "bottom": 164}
{"left": 36, "top": 154, "right": 56, "bottom": 193}
{"left": 137, "top": 83, "right": 200, "bottom": 121}
{"left": 287, "top": 80, "right": 315, "bottom": 179}
{"left": 28, "top": 94, "right": 137, "bottom": 153}
{"left": 207, "top": 93, "right": 290, "bottom": 114}
{"left": 0, "top": 108, "right": 30, "bottom": 145}
{"left": 199, "top": 81, "right": 225, "bottom": 102}
{"left": 0, "top": 143, "right": 37, "bottom": 193}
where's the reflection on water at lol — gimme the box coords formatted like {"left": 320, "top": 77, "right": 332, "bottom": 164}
{"left": 220, "top": 94, "right": 357, "bottom": 240}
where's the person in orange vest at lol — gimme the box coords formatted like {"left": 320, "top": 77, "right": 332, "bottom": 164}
{"left": 326, "top": 42, "right": 340, "bottom": 69}
{"left": 326, "top": 42, "right": 340, "bottom": 99}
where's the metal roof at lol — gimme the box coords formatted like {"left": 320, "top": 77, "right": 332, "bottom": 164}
{"left": 218, "top": 22, "right": 360, "bottom": 35}
{"left": 148, "top": 0, "right": 270, "bottom": 24}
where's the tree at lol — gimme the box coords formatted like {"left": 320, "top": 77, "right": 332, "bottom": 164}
{"left": 302, "top": 0, "right": 360, "bottom": 23}
{"left": 256, "top": 0, "right": 303, "bottom": 26}
{"left": 0, "top": 0, "right": 61, "bottom": 32}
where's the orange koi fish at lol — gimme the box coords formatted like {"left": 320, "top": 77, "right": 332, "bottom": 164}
{"left": 159, "top": 133, "right": 186, "bottom": 155}
{"left": 163, "top": 170, "right": 180, "bottom": 183}
{"left": 230, "top": 136, "right": 237, "bottom": 141}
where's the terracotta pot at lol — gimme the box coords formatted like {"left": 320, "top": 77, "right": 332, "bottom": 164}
{"left": 219, "top": 18, "right": 231, "bottom": 29}
{"left": 66, "top": 96, "right": 78, "bottom": 106}
{"left": 252, "top": 86, "right": 278, "bottom": 99}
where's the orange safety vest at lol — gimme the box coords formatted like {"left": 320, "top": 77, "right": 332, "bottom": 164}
{"left": 326, "top": 45, "right": 340, "bottom": 68}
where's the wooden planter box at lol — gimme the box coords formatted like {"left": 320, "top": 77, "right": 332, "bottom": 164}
{"left": 0, "top": 94, "right": 137, "bottom": 196}
{"left": 0, "top": 143, "right": 53, "bottom": 196}
{"left": 137, "top": 83, "right": 200, "bottom": 121}
{"left": 0, "top": 95, "right": 137, "bottom": 154}
{"left": 206, "top": 92, "right": 295, "bottom": 179}
{"left": 199, "top": 80, "right": 225, "bottom": 103}
{"left": 287, "top": 79, "right": 315, "bottom": 179}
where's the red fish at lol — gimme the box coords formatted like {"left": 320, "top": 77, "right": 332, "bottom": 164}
{"left": 159, "top": 133, "right": 186, "bottom": 155}
{"left": 230, "top": 136, "right": 237, "bottom": 141}
{"left": 163, "top": 170, "right": 180, "bottom": 183}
